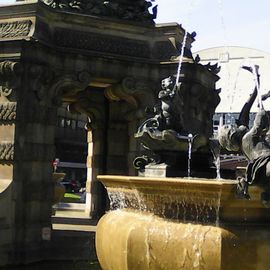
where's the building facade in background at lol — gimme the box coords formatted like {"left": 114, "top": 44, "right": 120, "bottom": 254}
{"left": 194, "top": 46, "right": 270, "bottom": 134}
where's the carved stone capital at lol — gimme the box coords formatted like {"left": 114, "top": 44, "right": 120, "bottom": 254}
{"left": 0, "top": 61, "right": 22, "bottom": 86}
{"left": 28, "top": 64, "right": 54, "bottom": 102}
{"left": 0, "top": 142, "right": 14, "bottom": 161}
{"left": 67, "top": 90, "right": 105, "bottom": 130}
{"left": 0, "top": 61, "right": 22, "bottom": 102}
{"left": 28, "top": 63, "right": 91, "bottom": 107}
{"left": 105, "top": 77, "right": 155, "bottom": 121}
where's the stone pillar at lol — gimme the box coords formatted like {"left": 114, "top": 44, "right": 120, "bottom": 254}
{"left": 89, "top": 128, "right": 108, "bottom": 218}
{"left": 106, "top": 102, "right": 129, "bottom": 175}
{"left": 105, "top": 77, "right": 157, "bottom": 177}
{"left": 0, "top": 61, "right": 58, "bottom": 264}
{"left": 85, "top": 130, "right": 93, "bottom": 216}
{"left": 86, "top": 128, "right": 108, "bottom": 218}
{"left": 12, "top": 63, "right": 58, "bottom": 263}
{"left": 0, "top": 61, "right": 19, "bottom": 265}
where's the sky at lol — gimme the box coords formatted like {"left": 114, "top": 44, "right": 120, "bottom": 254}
{"left": 1, "top": 0, "right": 270, "bottom": 54}
{"left": 154, "top": 0, "right": 270, "bottom": 53}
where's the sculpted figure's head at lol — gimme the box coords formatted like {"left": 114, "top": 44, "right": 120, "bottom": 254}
{"left": 161, "top": 76, "right": 175, "bottom": 91}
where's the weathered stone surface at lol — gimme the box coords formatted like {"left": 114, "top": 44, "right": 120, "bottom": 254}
{"left": 0, "top": 0, "right": 195, "bottom": 266}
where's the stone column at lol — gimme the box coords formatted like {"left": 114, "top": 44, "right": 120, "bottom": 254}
{"left": 88, "top": 128, "right": 108, "bottom": 218}
{"left": 105, "top": 77, "right": 156, "bottom": 177}
{"left": 0, "top": 60, "right": 95, "bottom": 264}
{"left": 0, "top": 61, "right": 58, "bottom": 264}
{"left": 12, "top": 63, "right": 58, "bottom": 263}
{"left": 0, "top": 61, "right": 20, "bottom": 265}
{"left": 85, "top": 130, "right": 93, "bottom": 216}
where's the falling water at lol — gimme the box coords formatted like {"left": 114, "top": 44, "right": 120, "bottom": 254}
{"left": 210, "top": 139, "right": 222, "bottom": 179}
{"left": 215, "top": 190, "right": 222, "bottom": 226}
{"left": 187, "top": 134, "right": 193, "bottom": 178}
{"left": 215, "top": 155, "right": 221, "bottom": 179}
{"left": 175, "top": 0, "right": 198, "bottom": 88}
{"left": 229, "top": 63, "right": 244, "bottom": 115}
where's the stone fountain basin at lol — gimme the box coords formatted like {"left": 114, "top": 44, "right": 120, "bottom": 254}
{"left": 96, "top": 175, "right": 270, "bottom": 270}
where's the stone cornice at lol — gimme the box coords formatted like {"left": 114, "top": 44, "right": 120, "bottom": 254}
{"left": 0, "top": 1, "right": 190, "bottom": 62}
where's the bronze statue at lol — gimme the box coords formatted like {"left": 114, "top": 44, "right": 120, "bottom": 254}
{"left": 218, "top": 65, "right": 270, "bottom": 206}
{"left": 134, "top": 61, "right": 221, "bottom": 176}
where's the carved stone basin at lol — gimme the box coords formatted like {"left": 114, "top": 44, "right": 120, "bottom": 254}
{"left": 96, "top": 175, "right": 270, "bottom": 270}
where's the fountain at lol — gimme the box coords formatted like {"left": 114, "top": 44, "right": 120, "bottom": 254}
{"left": 133, "top": 59, "right": 221, "bottom": 179}
{"left": 95, "top": 24, "right": 270, "bottom": 270}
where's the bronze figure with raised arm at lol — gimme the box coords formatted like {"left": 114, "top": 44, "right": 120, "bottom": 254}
{"left": 218, "top": 65, "right": 270, "bottom": 206}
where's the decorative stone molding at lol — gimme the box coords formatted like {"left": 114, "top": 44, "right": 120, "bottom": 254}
{"left": 53, "top": 28, "right": 150, "bottom": 59}
{"left": 49, "top": 71, "right": 91, "bottom": 105}
{"left": 28, "top": 64, "right": 54, "bottom": 102}
{"left": 105, "top": 77, "right": 155, "bottom": 121}
{"left": 0, "top": 143, "right": 14, "bottom": 161}
{"left": 41, "top": 0, "right": 157, "bottom": 24}
{"left": 28, "top": 64, "right": 92, "bottom": 105}
{"left": 0, "top": 20, "right": 32, "bottom": 39}
{"left": 0, "top": 61, "right": 22, "bottom": 82}
{"left": 152, "top": 41, "right": 179, "bottom": 60}
{"left": 0, "top": 61, "right": 22, "bottom": 97}
{"left": 0, "top": 102, "right": 16, "bottom": 121}
{"left": 67, "top": 90, "right": 105, "bottom": 130}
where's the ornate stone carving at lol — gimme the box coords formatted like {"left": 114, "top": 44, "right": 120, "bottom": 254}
{"left": 67, "top": 90, "right": 105, "bottom": 130}
{"left": 42, "top": 0, "right": 157, "bottom": 24}
{"left": 105, "top": 77, "right": 155, "bottom": 121}
{"left": 0, "top": 86, "right": 12, "bottom": 97}
{"left": 0, "top": 142, "right": 14, "bottom": 161}
{"left": 0, "top": 60, "right": 22, "bottom": 98}
{"left": 28, "top": 64, "right": 55, "bottom": 102}
{"left": 49, "top": 71, "right": 91, "bottom": 105}
{"left": 0, "top": 102, "right": 16, "bottom": 120}
{"left": 28, "top": 64, "right": 93, "bottom": 113}
{"left": 54, "top": 28, "right": 150, "bottom": 58}
{"left": 0, "top": 61, "right": 22, "bottom": 103}
{"left": 0, "top": 20, "right": 32, "bottom": 39}
{"left": 0, "top": 61, "right": 22, "bottom": 82}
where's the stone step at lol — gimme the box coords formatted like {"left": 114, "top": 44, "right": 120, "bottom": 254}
{"left": 53, "top": 202, "right": 86, "bottom": 212}
{"left": 52, "top": 215, "right": 97, "bottom": 226}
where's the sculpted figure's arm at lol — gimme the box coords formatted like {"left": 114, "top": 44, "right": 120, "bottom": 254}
{"left": 242, "top": 109, "right": 270, "bottom": 160}
{"left": 248, "top": 109, "right": 269, "bottom": 137}
{"left": 236, "top": 88, "right": 257, "bottom": 128}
